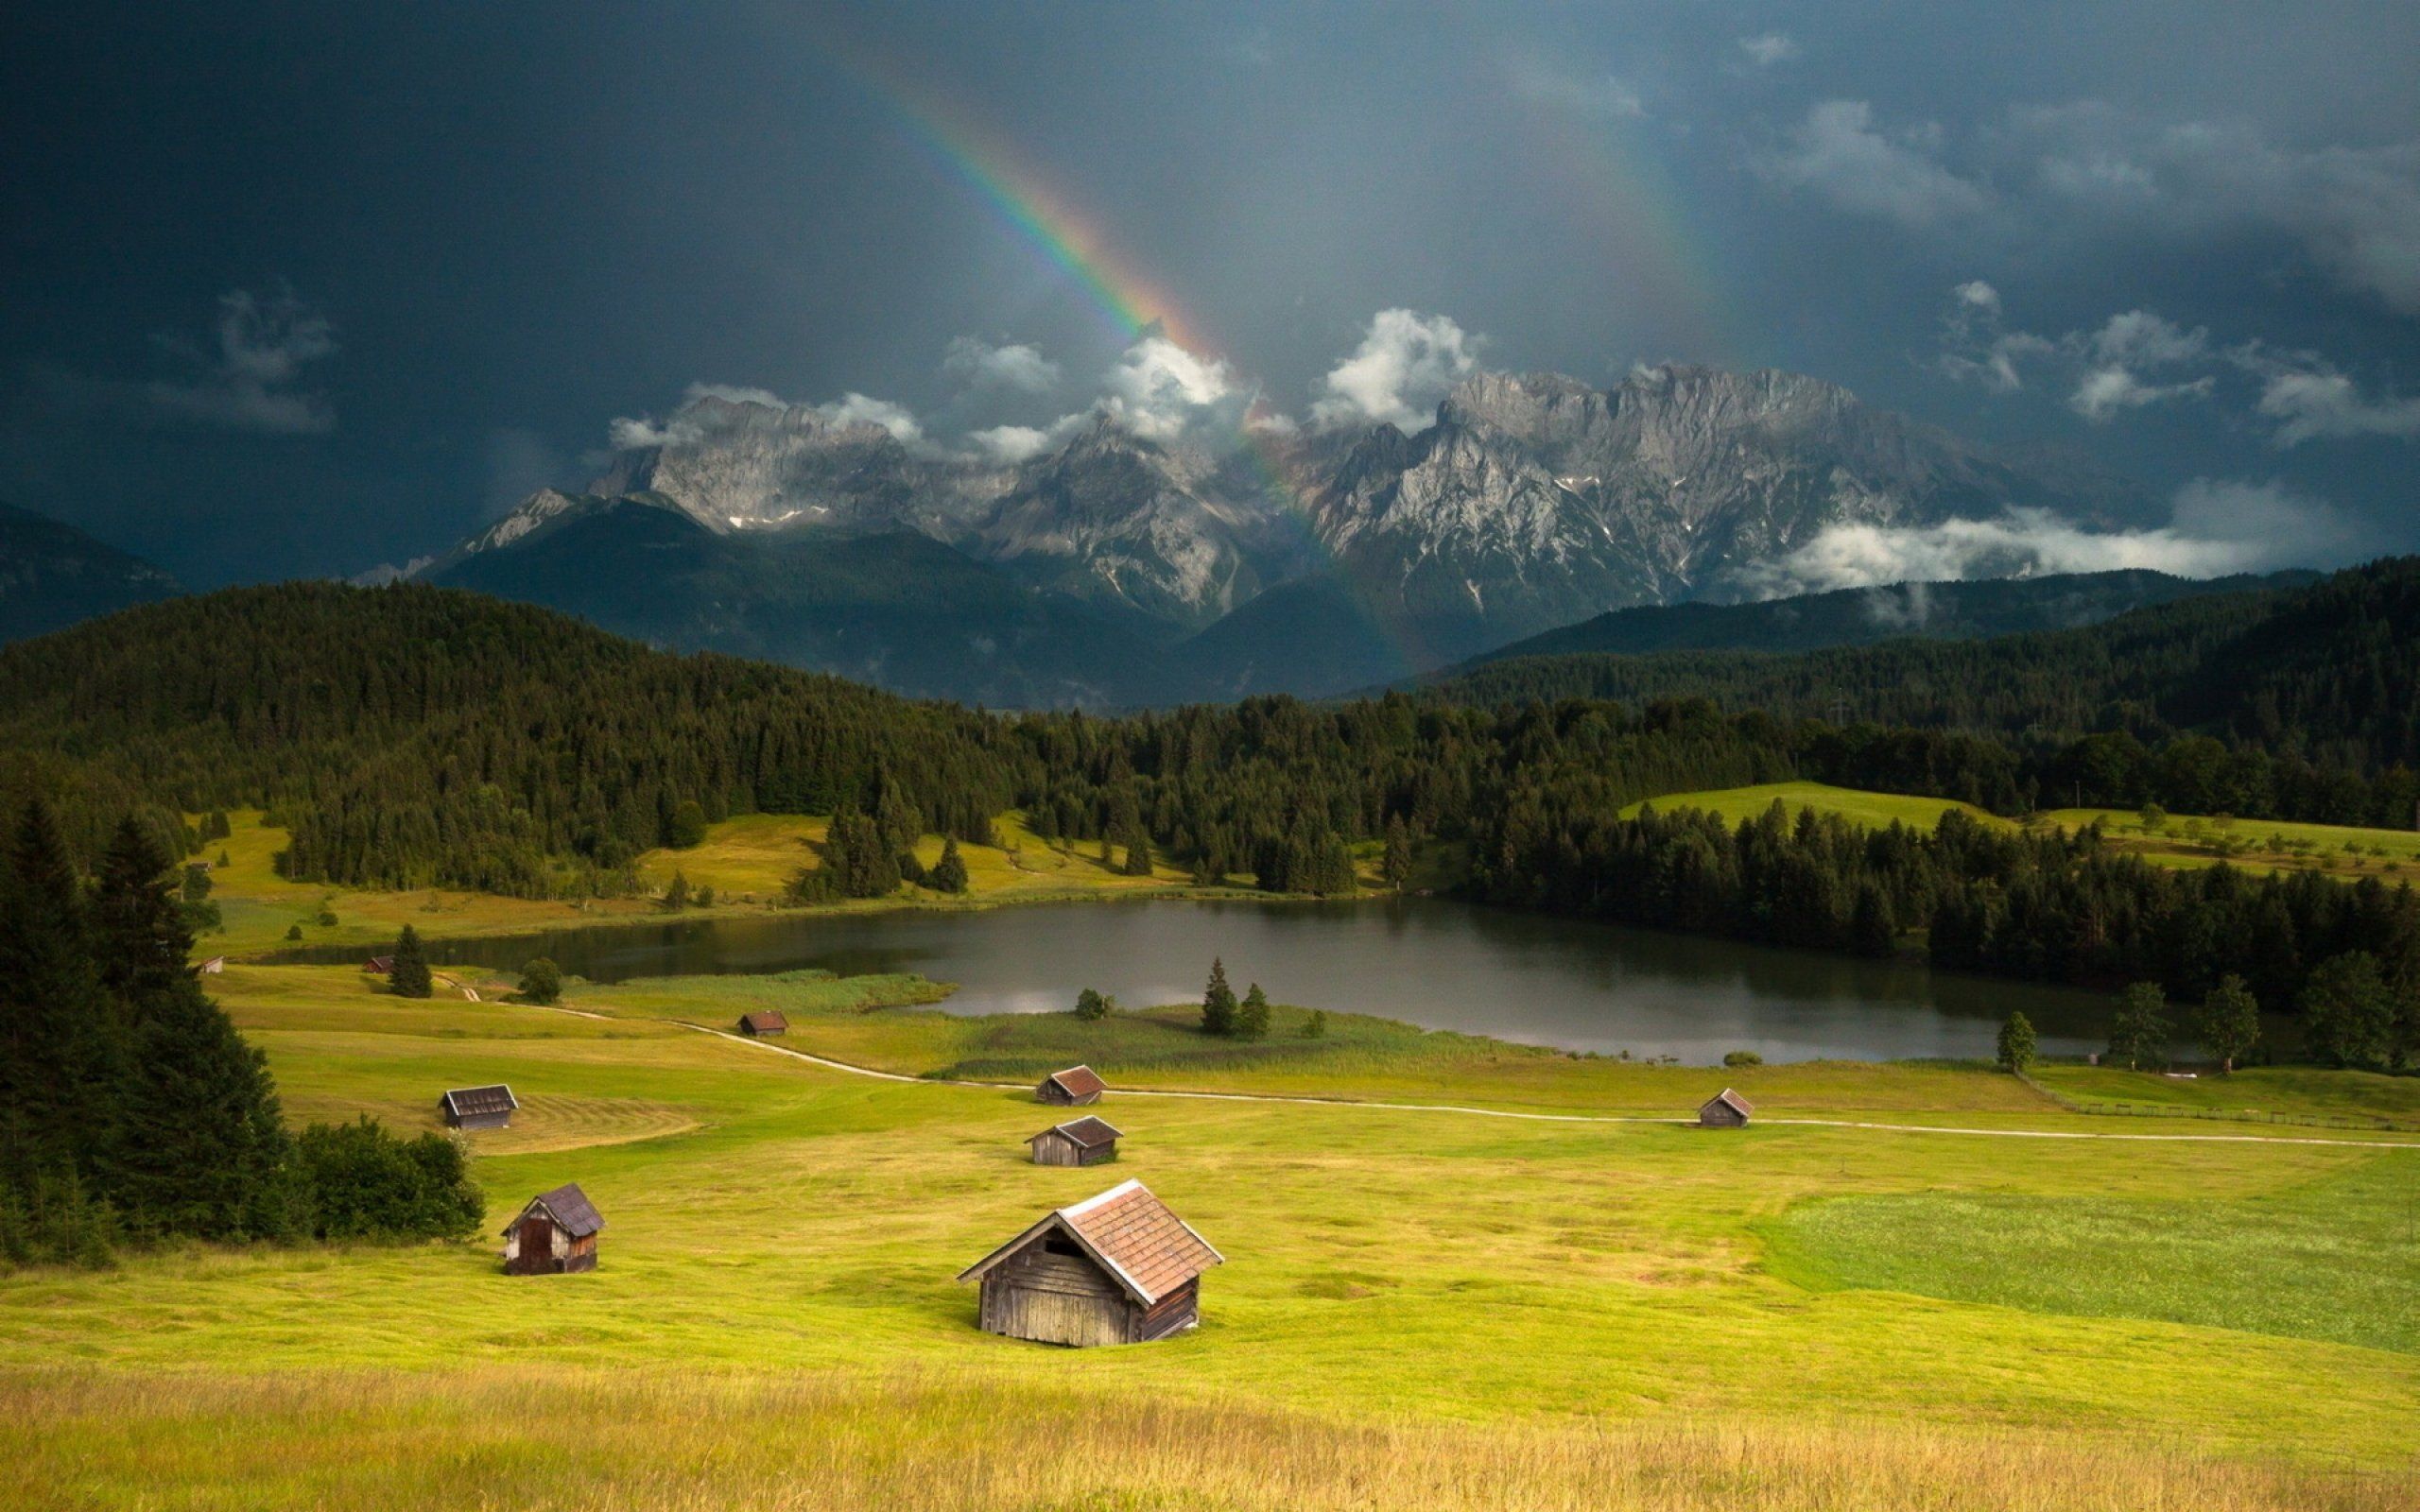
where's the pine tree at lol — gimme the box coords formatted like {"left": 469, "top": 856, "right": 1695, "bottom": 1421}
{"left": 662, "top": 870, "right": 691, "bottom": 911}
{"left": 2107, "top": 982, "right": 2170, "bottom": 1071}
{"left": 1121, "top": 823, "right": 1153, "bottom": 877}
{"left": 1381, "top": 816, "right": 1412, "bottom": 893}
{"left": 931, "top": 836, "right": 969, "bottom": 894}
{"left": 389, "top": 924, "right": 433, "bottom": 999}
{"left": 1851, "top": 881, "right": 1897, "bottom": 958}
{"left": 99, "top": 829, "right": 302, "bottom": 1241}
{"left": 2299, "top": 952, "right": 2394, "bottom": 1069}
{"left": 1237, "top": 983, "right": 1271, "bottom": 1040}
{"left": 1201, "top": 957, "right": 1238, "bottom": 1037}
{"left": 1301, "top": 1009, "right": 1326, "bottom": 1040}
{"left": 1996, "top": 1010, "right": 2036, "bottom": 1073}
{"left": 0, "top": 801, "right": 118, "bottom": 1235}
{"left": 2196, "top": 974, "right": 2260, "bottom": 1073}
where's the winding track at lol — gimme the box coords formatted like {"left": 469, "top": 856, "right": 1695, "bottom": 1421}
{"left": 665, "top": 1019, "right": 2420, "bottom": 1150}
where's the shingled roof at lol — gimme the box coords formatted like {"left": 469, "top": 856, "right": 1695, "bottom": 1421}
{"left": 957, "top": 1178, "right": 1220, "bottom": 1306}
{"left": 1035, "top": 1115, "right": 1122, "bottom": 1150}
{"left": 738, "top": 1010, "right": 788, "bottom": 1033}
{"left": 1703, "top": 1088, "right": 1754, "bottom": 1118}
{"left": 503, "top": 1182, "right": 605, "bottom": 1239}
{"left": 1044, "top": 1065, "right": 1107, "bottom": 1099}
{"left": 441, "top": 1084, "right": 518, "bottom": 1119}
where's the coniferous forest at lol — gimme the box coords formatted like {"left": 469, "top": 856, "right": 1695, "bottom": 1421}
{"left": 1, "top": 565, "right": 2417, "bottom": 1059}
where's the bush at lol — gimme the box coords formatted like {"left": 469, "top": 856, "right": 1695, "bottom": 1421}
{"left": 296, "top": 1118, "right": 483, "bottom": 1242}
{"left": 1301, "top": 1009, "right": 1327, "bottom": 1040}
{"left": 520, "top": 957, "right": 562, "bottom": 1005}
{"left": 316, "top": 907, "right": 337, "bottom": 927}
{"left": 285, "top": 922, "right": 303, "bottom": 941}
{"left": 1996, "top": 1011, "right": 2037, "bottom": 1073}
{"left": 1722, "top": 1050, "right": 1763, "bottom": 1069}
{"left": 666, "top": 799, "right": 709, "bottom": 850}
{"left": 1073, "top": 987, "right": 1110, "bottom": 1021}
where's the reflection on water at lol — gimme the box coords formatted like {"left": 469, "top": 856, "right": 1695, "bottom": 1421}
{"left": 278, "top": 897, "right": 2110, "bottom": 1065}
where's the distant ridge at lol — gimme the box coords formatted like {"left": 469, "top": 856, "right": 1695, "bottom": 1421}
{"left": 0, "top": 499, "right": 181, "bottom": 644}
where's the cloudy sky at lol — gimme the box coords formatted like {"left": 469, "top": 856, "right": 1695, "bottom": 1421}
{"left": 5, "top": 1, "right": 2416, "bottom": 586}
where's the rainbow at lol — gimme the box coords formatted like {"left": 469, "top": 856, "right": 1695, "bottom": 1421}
{"left": 815, "top": 36, "right": 1734, "bottom": 681}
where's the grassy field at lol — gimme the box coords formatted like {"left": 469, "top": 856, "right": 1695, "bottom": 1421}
{"left": 196, "top": 809, "right": 1301, "bottom": 959}
{"left": 6, "top": 958, "right": 2418, "bottom": 1507}
{"left": 1609, "top": 783, "right": 2420, "bottom": 881}
{"left": 2030, "top": 1063, "right": 2420, "bottom": 1130}
{"left": 2043, "top": 806, "right": 2420, "bottom": 876}
{"left": 1619, "top": 781, "right": 1998, "bottom": 830}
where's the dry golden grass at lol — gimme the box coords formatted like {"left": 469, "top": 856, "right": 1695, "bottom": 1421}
{"left": 4, "top": 1366, "right": 2407, "bottom": 1512}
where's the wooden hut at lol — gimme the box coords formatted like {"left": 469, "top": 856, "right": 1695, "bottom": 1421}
{"left": 957, "top": 1179, "right": 1220, "bottom": 1348}
{"left": 364, "top": 954, "right": 394, "bottom": 975}
{"left": 501, "top": 1182, "right": 604, "bottom": 1275}
{"left": 1028, "top": 1115, "right": 1121, "bottom": 1167}
{"left": 194, "top": 955, "right": 226, "bottom": 975}
{"left": 440, "top": 1084, "right": 519, "bottom": 1130}
{"left": 1037, "top": 1064, "right": 1106, "bottom": 1106}
{"left": 737, "top": 1010, "right": 789, "bottom": 1037}
{"left": 1698, "top": 1088, "right": 1754, "bottom": 1127}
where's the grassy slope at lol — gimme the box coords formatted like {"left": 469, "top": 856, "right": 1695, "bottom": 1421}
{"left": 195, "top": 809, "right": 1296, "bottom": 959}
{"left": 1613, "top": 782, "right": 2420, "bottom": 881}
{"left": 7, "top": 962, "right": 2418, "bottom": 1510}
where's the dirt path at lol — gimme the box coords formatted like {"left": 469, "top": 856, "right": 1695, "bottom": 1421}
{"left": 668, "top": 1020, "right": 2420, "bottom": 1151}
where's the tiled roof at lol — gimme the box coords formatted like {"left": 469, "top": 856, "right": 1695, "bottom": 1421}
{"left": 1704, "top": 1088, "right": 1754, "bottom": 1117}
{"left": 503, "top": 1181, "right": 605, "bottom": 1239}
{"left": 959, "top": 1180, "right": 1219, "bottom": 1305}
{"left": 1046, "top": 1065, "right": 1106, "bottom": 1098}
{"left": 1035, "top": 1115, "right": 1122, "bottom": 1149}
{"left": 442, "top": 1084, "right": 518, "bottom": 1117}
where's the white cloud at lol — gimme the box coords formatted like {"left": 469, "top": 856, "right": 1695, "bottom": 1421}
{"left": 965, "top": 424, "right": 1055, "bottom": 464}
{"left": 1737, "top": 33, "right": 1799, "bottom": 67}
{"left": 1762, "top": 101, "right": 1990, "bottom": 228}
{"left": 943, "top": 336, "right": 1061, "bottom": 395}
{"left": 2067, "top": 364, "right": 2213, "bottom": 421}
{"left": 810, "top": 391, "right": 924, "bottom": 442}
{"left": 2229, "top": 344, "right": 2420, "bottom": 446}
{"left": 1098, "top": 335, "right": 1241, "bottom": 440}
{"left": 1508, "top": 57, "right": 1646, "bottom": 120}
{"left": 1309, "top": 309, "right": 1479, "bottom": 432}
{"left": 1731, "top": 484, "right": 2354, "bottom": 600}
{"left": 143, "top": 288, "right": 337, "bottom": 435}
{"left": 1935, "top": 281, "right": 2052, "bottom": 394}
{"left": 2067, "top": 310, "right": 2214, "bottom": 421}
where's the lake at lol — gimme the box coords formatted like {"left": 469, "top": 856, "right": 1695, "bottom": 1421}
{"left": 297, "top": 897, "right": 2114, "bottom": 1065}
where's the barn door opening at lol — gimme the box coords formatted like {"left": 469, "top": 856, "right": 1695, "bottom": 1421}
{"left": 518, "top": 1214, "right": 554, "bottom": 1271}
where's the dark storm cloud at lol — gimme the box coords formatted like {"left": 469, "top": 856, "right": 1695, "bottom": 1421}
{"left": 2, "top": 1, "right": 2415, "bottom": 585}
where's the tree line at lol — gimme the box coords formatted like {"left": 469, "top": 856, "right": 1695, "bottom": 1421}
{"left": 0, "top": 800, "right": 483, "bottom": 1267}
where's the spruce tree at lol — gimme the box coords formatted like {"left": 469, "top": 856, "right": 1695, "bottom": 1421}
{"left": 0, "top": 799, "right": 115, "bottom": 1188}
{"left": 2107, "top": 982, "right": 2170, "bottom": 1071}
{"left": 389, "top": 924, "right": 433, "bottom": 999}
{"left": 2196, "top": 974, "right": 2260, "bottom": 1074}
{"left": 1237, "top": 983, "right": 1271, "bottom": 1040}
{"left": 1121, "top": 823, "right": 1153, "bottom": 877}
{"left": 2299, "top": 952, "right": 2394, "bottom": 1069}
{"left": 1302, "top": 1009, "right": 1327, "bottom": 1040}
{"left": 98, "top": 827, "right": 302, "bottom": 1241}
{"left": 662, "top": 870, "right": 691, "bottom": 911}
{"left": 931, "top": 836, "right": 969, "bottom": 894}
{"left": 1201, "top": 957, "right": 1238, "bottom": 1037}
{"left": 1381, "top": 816, "right": 1412, "bottom": 893}
{"left": 1851, "top": 881, "right": 1897, "bottom": 958}
{"left": 1996, "top": 1010, "right": 2036, "bottom": 1073}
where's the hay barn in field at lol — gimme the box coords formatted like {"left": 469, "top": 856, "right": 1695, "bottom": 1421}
{"left": 957, "top": 1179, "right": 1219, "bottom": 1348}
{"left": 440, "top": 1084, "right": 518, "bottom": 1130}
{"left": 1028, "top": 1115, "right": 1121, "bottom": 1166}
{"left": 737, "top": 1010, "right": 788, "bottom": 1037}
{"left": 502, "top": 1182, "right": 604, "bottom": 1275}
{"left": 194, "top": 955, "right": 225, "bottom": 974}
{"left": 364, "top": 954, "right": 393, "bottom": 974}
{"left": 1699, "top": 1088, "right": 1754, "bottom": 1127}
{"left": 1038, "top": 1064, "right": 1106, "bottom": 1106}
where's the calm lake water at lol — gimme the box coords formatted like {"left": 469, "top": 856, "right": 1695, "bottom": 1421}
{"left": 290, "top": 898, "right": 2113, "bottom": 1065}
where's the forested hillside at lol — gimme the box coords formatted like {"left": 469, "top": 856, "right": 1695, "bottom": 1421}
{"left": 1425, "top": 558, "right": 2420, "bottom": 783}
{"left": 2, "top": 577, "right": 2415, "bottom": 1040}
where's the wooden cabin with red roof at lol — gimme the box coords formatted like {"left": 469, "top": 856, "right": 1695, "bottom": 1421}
{"left": 1037, "top": 1064, "right": 1106, "bottom": 1106}
{"left": 957, "top": 1179, "right": 1220, "bottom": 1348}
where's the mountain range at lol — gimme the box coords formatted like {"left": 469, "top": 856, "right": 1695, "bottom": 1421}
{"left": 407, "top": 363, "right": 2162, "bottom": 703}
{"left": 0, "top": 500, "right": 180, "bottom": 644}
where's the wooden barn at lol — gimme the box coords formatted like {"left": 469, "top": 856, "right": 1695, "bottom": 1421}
{"left": 1699, "top": 1088, "right": 1754, "bottom": 1127}
{"left": 957, "top": 1178, "right": 1220, "bottom": 1348}
{"left": 193, "top": 955, "right": 226, "bottom": 975}
{"left": 1037, "top": 1064, "right": 1106, "bottom": 1106}
{"left": 737, "top": 1010, "right": 789, "bottom": 1037}
{"left": 1028, "top": 1115, "right": 1121, "bottom": 1167}
{"left": 364, "top": 954, "right": 394, "bottom": 975}
{"left": 440, "top": 1084, "right": 519, "bottom": 1130}
{"left": 501, "top": 1182, "right": 604, "bottom": 1275}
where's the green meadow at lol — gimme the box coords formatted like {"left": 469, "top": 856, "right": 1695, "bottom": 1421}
{"left": 6, "top": 954, "right": 2418, "bottom": 1509}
